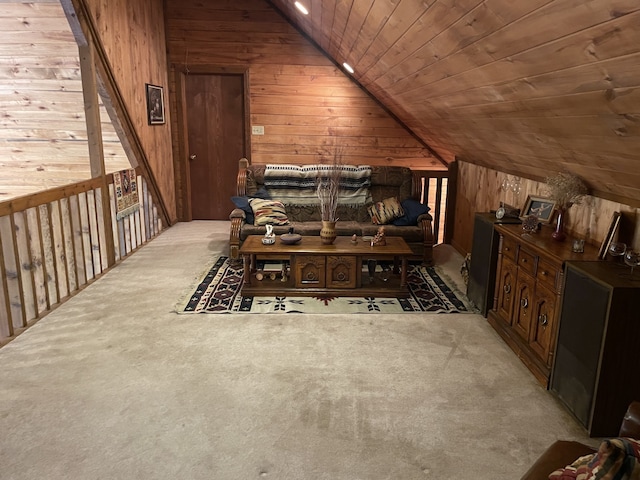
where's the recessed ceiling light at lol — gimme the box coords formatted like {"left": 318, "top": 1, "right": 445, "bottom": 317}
{"left": 343, "top": 62, "right": 354, "bottom": 74}
{"left": 294, "top": 2, "right": 309, "bottom": 14}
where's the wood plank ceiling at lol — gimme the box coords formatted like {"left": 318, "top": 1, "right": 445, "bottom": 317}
{"left": 268, "top": 0, "right": 640, "bottom": 207}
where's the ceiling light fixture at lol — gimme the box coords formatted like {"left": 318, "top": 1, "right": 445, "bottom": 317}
{"left": 294, "top": 2, "right": 308, "bottom": 14}
{"left": 343, "top": 62, "right": 354, "bottom": 74}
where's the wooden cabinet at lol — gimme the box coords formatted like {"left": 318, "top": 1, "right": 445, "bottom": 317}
{"left": 550, "top": 261, "right": 640, "bottom": 437}
{"left": 294, "top": 255, "right": 358, "bottom": 289}
{"left": 487, "top": 224, "right": 598, "bottom": 386}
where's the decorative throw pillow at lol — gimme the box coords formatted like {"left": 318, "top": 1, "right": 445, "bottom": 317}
{"left": 249, "top": 198, "right": 290, "bottom": 226}
{"left": 549, "top": 438, "right": 640, "bottom": 480}
{"left": 231, "top": 196, "right": 254, "bottom": 224}
{"left": 367, "top": 196, "right": 405, "bottom": 225}
{"left": 392, "top": 198, "right": 431, "bottom": 226}
{"left": 230, "top": 188, "right": 272, "bottom": 224}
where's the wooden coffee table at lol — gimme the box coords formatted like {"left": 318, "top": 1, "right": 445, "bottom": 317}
{"left": 239, "top": 235, "right": 413, "bottom": 297}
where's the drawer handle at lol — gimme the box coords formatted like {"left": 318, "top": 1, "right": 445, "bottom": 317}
{"left": 539, "top": 314, "right": 548, "bottom": 326}
{"left": 521, "top": 258, "right": 527, "bottom": 263}
{"left": 336, "top": 272, "right": 346, "bottom": 281}
{"left": 504, "top": 284, "right": 511, "bottom": 294}
{"left": 521, "top": 298, "right": 528, "bottom": 308}
{"left": 504, "top": 247, "right": 510, "bottom": 252}
{"left": 541, "top": 270, "right": 548, "bottom": 276}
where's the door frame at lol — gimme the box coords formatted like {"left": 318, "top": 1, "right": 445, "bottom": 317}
{"left": 173, "top": 65, "right": 251, "bottom": 221}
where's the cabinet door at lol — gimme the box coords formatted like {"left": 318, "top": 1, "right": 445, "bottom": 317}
{"left": 326, "top": 256, "right": 357, "bottom": 288}
{"left": 294, "top": 255, "right": 325, "bottom": 288}
{"left": 529, "top": 282, "right": 557, "bottom": 366}
{"left": 513, "top": 270, "right": 535, "bottom": 342}
{"left": 496, "top": 258, "right": 517, "bottom": 324}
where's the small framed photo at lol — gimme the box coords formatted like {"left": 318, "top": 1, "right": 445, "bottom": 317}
{"left": 146, "top": 83, "right": 165, "bottom": 125}
{"left": 520, "top": 195, "right": 557, "bottom": 224}
{"left": 598, "top": 211, "right": 622, "bottom": 260}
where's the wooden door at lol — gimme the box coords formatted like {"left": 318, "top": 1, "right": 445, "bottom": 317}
{"left": 185, "top": 74, "right": 246, "bottom": 220}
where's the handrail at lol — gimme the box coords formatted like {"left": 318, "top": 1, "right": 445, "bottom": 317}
{"left": 0, "top": 170, "right": 164, "bottom": 346}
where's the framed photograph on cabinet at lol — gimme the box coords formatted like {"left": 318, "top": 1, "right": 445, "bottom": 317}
{"left": 520, "top": 195, "right": 557, "bottom": 224}
{"left": 146, "top": 84, "right": 165, "bottom": 125}
{"left": 598, "top": 211, "right": 622, "bottom": 260}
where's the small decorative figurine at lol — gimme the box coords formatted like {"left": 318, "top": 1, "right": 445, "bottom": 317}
{"left": 522, "top": 214, "right": 539, "bottom": 235}
{"left": 262, "top": 224, "right": 276, "bottom": 245}
{"left": 351, "top": 233, "right": 358, "bottom": 244}
{"left": 371, "top": 226, "right": 386, "bottom": 246}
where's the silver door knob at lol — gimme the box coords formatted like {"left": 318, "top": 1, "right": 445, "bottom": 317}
{"left": 189, "top": 154, "right": 197, "bottom": 160}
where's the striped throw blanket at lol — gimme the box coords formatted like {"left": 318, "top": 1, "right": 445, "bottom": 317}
{"left": 264, "top": 164, "right": 372, "bottom": 206}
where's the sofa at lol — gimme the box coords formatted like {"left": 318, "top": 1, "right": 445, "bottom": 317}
{"left": 228, "top": 159, "right": 434, "bottom": 265}
{"left": 520, "top": 401, "right": 640, "bottom": 480}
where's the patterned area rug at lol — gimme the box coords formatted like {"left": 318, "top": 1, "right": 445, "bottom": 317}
{"left": 177, "top": 257, "right": 474, "bottom": 314}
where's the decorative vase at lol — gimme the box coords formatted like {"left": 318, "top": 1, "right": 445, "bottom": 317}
{"left": 320, "top": 220, "right": 337, "bottom": 245}
{"left": 552, "top": 207, "right": 567, "bottom": 242}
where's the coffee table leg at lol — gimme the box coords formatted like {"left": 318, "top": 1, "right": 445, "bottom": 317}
{"left": 400, "top": 257, "right": 407, "bottom": 287}
{"left": 243, "top": 254, "right": 251, "bottom": 286}
{"left": 393, "top": 256, "right": 400, "bottom": 274}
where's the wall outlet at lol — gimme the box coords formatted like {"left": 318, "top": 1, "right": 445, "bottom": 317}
{"left": 252, "top": 125, "right": 264, "bottom": 135}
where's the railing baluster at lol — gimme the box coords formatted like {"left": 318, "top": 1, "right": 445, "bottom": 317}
{"left": 7, "top": 212, "right": 25, "bottom": 328}
{"left": 0, "top": 218, "right": 13, "bottom": 339}
{"left": 0, "top": 170, "right": 163, "bottom": 346}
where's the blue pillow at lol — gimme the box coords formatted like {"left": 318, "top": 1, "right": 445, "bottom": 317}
{"left": 250, "top": 187, "right": 271, "bottom": 200}
{"left": 392, "top": 199, "right": 430, "bottom": 226}
{"left": 231, "top": 196, "right": 254, "bottom": 224}
{"left": 231, "top": 188, "right": 272, "bottom": 224}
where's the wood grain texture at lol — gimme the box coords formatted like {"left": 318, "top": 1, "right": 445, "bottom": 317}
{"left": 0, "top": 1, "right": 131, "bottom": 201}
{"left": 165, "top": 0, "right": 441, "bottom": 196}
{"left": 271, "top": 0, "right": 640, "bottom": 209}
{"left": 453, "top": 161, "right": 640, "bottom": 256}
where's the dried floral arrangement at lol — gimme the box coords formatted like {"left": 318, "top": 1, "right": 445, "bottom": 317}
{"left": 316, "top": 148, "right": 344, "bottom": 222}
{"left": 545, "top": 172, "right": 588, "bottom": 209}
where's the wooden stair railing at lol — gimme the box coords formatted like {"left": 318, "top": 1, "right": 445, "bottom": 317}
{"left": 0, "top": 169, "right": 163, "bottom": 347}
{"left": 412, "top": 170, "right": 450, "bottom": 245}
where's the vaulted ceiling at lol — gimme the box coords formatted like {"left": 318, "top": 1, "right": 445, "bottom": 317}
{"left": 268, "top": 0, "right": 640, "bottom": 207}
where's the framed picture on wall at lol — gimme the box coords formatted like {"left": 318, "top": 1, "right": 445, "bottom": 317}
{"left": 598, "top": 211, "right": 622, "bottom": 260}
{"left": 520, "top": 195, "right": 557, "bottom": 224}
{"left": 146, "top": 83, "right": 165, "bottom": 125}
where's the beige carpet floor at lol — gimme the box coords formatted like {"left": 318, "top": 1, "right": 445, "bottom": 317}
{"left": 0, "top": 221, "right": 595, "bottom": 479}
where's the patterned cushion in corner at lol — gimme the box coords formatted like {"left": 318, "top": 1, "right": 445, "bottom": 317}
{"left": 367, "top": 196, "right": 405, "bottom": 225}
{"left": 549, "top": 438, "right": 640, "bottom": 480}
{"left": 249, "top": 198, "right": 290, "bottom": 226}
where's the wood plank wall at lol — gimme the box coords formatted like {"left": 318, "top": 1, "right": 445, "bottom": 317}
{"left": 452, "top": 161, "right": 640, "bottom": 256}
{"left": 80, "top": 0, "right": 177, "bottom": 220}
{"left": 0, "top": 1, "right": 131, "bottom": 201}
{"left": 164, "top": 0, "right": 444, "bottom": 217}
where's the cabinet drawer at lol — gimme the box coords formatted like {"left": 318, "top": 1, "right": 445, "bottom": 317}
{"left": 537, "top": 258, "right": 560, "bottom": 291}
{"left": 517, "top": 248, "right": 536, "bottom": 276}
{"left": 502, "top": 236, "right": 517, "bottom": 262}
